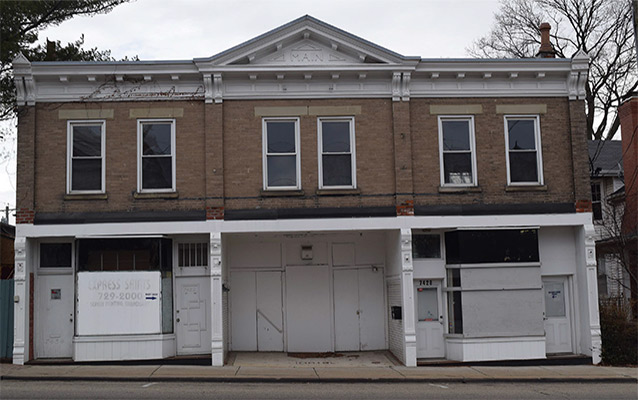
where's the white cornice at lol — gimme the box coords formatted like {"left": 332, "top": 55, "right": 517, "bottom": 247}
{"left": 12, "top": 17, "right": 590, "bottom": 105}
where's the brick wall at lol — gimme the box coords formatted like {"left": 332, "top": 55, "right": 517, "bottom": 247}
{"left": 32, "top": 101, "right": 206, "bottom": 215}
{"left": 410, "top": 97, "right": 576, "bottom": 207}
{"left": 21, "top": 96, "right": 586, "bottom": 218}
{"left": 222, "top": 98, "right": 396, "bottom": 211}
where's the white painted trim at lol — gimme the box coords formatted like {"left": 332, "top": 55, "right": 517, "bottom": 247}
{"left": 16, "top": 213, "right": 594, "bottom": 238}
{"left": 437, "top": 116, "right": 477, "bottom": 187}
{"left": 137, "top": 119, "right": 177, "bottom": 193}
{"left": 262, "top": 117, "right": 301, "bottom": 191}
{"left": 317, "top": 116, "right": 356, "bottom": 189}
{"left": 504, "top": 115, "right": 544, "bottom": 186}
{"left": 66, "top": 120, "right": 106, "bottom": 194}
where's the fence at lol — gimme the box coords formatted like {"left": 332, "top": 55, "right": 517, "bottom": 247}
{"left": 0, "top": 279, "right": 14, "bottom": 360}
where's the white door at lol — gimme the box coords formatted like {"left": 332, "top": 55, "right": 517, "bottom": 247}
{"left": 334, "top": 267, "right": 386, "bottom": 351}
{"left": 543, "top": 277, "right": 572, "bottom": 354}
{"left": 36, "top": 274, "right": 74, "bottom": 358}
{"left": 175, "top": 277, "right": 211, "bottom": 355}
{"left": 358, "top": 267, "right": 386, "bottom": 350}
{"left": 415, "top": 280, "right": 445, "bottom": 359}
{"left": 256, "top": 271, "right": 284, "bottom": 351}
{"left": 286, "top": 265, "right": 332, "bottom": 352}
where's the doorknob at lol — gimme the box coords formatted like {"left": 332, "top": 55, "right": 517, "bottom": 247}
{"left": 176, "top": 318, "right": 180, "bottom": 322}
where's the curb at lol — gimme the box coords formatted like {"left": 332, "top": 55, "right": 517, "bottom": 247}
{"left": 2, "top": 375, "right": 636, "bottom": 384}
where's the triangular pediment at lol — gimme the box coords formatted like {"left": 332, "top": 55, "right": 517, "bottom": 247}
{"left": 195, "top": 15, "right": 419, "bottom": 68}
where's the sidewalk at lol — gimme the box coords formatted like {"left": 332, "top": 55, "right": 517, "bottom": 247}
{"left": 1, "top": 363, "right": 636, "bottom": 383}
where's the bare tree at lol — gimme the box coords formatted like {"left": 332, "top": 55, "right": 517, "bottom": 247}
{"left": 468, "top": 0, "right": 637, "bottom": 141}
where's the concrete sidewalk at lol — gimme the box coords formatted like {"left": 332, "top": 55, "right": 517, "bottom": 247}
{"left": 1, "top": 363, "right": 636, "bottom": 383}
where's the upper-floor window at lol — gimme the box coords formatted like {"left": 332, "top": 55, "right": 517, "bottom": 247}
{"left": 318, "top": 117, "right": 356, "bottom": 189}
{"left": 67, "top": 121, "right": 105, "bottom": 193}
{"left": 138, "top": 119, "right": 176, "bottom": 192}
{"left": 504, "top": 116, "right": 543, "bottom": 185}
{"left": 591, "top": 182, "right": 603, "bottom": 221}
{"left": 262, "top": 118, "right": 300, "bottom": 190}
{"left": 438, "top": 116, "right": 477, "bottom": 186}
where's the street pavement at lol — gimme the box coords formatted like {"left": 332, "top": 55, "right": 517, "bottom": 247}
{"left": 2, "top": 380, "right": 638, "bottom": 400}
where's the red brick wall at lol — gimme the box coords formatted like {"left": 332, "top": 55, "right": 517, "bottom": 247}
{"left": 619, "top": 96, "right": 637, "bottom": 235}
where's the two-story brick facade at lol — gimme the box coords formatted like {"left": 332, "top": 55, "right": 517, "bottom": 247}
{"left": 12, "top": 16, "right": 600, "bottom": 366}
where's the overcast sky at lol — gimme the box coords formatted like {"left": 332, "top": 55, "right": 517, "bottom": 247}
{"left": 0, "top": 0, "right": 503, "bottom": 224}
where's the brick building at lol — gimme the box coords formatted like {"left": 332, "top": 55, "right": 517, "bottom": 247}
{"left": 11, "top": 16, "right": 601, "bottom": 366}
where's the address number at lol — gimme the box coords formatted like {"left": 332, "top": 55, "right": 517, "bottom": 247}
{"left": 418, "top": 280, "right": 433, "bottom": 286}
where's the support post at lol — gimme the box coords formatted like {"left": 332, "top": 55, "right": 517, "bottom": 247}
{"left": 210, "top": 232, "right": 224, "bottom": 366}
{"left": 13, "top": 237, "right": 29, "bottom": 364}
{"left": 400, "top": 228, "right": 417, "bottom": 366}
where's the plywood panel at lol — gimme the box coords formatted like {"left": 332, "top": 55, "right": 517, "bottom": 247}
{"left": 334, "top": 269, "right": 359, "bottom": 351}
{"left": 230, "top": 271, "right": 257, "bottom": 350}
{"left": 285, "top": 265, "right": 332, "bottom": 352}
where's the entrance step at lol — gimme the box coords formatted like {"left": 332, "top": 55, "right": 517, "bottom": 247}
{"left": 417, "top": 354, "right": 592, "bottom": 367}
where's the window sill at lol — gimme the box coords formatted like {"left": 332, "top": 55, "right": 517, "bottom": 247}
{"left": 316, "top": 188, "right": 361, "bottom": 196}
{"left": 438, "top": 186, "right": 481, "bottom": 193}
{"left": 64, "top": 193, "right": 108, "bottom": 201}
{"left": 505, "top": 185, "right": 547, "bottom": 192}
{"left": 260, "top": 189, "right": 305, "bottom": 197}
{"left": 134, "top": 191, "right": 179, "bottom": 199}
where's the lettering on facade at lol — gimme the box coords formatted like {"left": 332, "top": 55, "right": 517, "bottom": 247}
{"left": 290, "top": 46, "right": 324, "bottom": 63}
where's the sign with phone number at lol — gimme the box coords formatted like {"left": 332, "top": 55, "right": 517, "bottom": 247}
{"left": 77, "top": 271, "right": 161, "bottom": 335}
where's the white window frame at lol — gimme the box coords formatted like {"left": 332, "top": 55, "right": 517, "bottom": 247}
{"left": 137, "top": 119, "right": 176, "bottom": 193}
{"left": 317, "top": 116, "right": 357, "bottom": 189}
{"left": 437, "top": 116, "right": 477, "bottom": 187}
{"left": 504, "top": 115, "right": 544, "bottom": 186}
{"left": 262, "top": 117, "right": 301, "bottom": 190}
{"left": 66, "top": 120, "right": 106, "bottom": 194}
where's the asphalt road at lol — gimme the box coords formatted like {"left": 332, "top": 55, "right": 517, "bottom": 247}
{"left": 1, "top": 381, "right": 637, "bottom": 400}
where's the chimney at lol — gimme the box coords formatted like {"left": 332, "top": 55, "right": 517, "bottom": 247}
{"left": 536, "top": 22, "right": 556, "bottom": 58}
{"left": 45, "top": 39, "right": 56, "bottom": 61}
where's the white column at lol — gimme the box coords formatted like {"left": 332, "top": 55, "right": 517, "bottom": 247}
{"left": 13, "top": 237, "right": 29, "bottom": 365}
{"left": 210, "top": 232, "right": 224, "bottom": 366}
{"left": 400, "top": 228, "right": 417, "bottom": 367}
{"left": 584, "top": 225, "right": 601, "bottom": 364}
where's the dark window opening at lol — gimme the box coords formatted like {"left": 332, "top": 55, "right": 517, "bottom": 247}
{"left": 445, "top": 229, "right": 539, "bottom": 264}
{"left": 77, "top": 238, "right": 172, "bottom": 272}
{"left": 591, "top": 183, "right": 603, "bottom": 221}
{"left": 40, "top": 243, "right": 72, "bottom": 268}
{"left": 412, "top": 234, "right": 441, "bottom": 259}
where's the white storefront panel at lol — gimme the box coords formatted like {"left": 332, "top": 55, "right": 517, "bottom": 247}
{"left": 77, "top": 271, "right": 161, "bottom": 336}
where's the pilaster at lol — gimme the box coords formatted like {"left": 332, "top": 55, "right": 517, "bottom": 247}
{"left": 393, "top": 98, "right": 414, "bottom": 215}
{"left": 569, "top": 99, "right": 591, "bottom": 210}
{"left": 205, "top": 101, "right": 224, "bottom": 220}
{"left": 13, "top": 237, "right": 29, "bottom": 364}
{"left": 400, "top": 228, "right": 416, "bottom": 366}
{"left": 16, "top": 106, "right": 36, "bottom": 223}
{"left": 584, "top": 225, "right": 601, "bottom": 364}
{"left": 210, "top": 232, "right": 224, "bottom": 366}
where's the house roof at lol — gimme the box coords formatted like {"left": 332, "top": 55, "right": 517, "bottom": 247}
{"left": 589, "top": 140, "right": 623, "bottom": 176}
{"left": 0, "top": 222, "right": 15, "bottom": 238}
